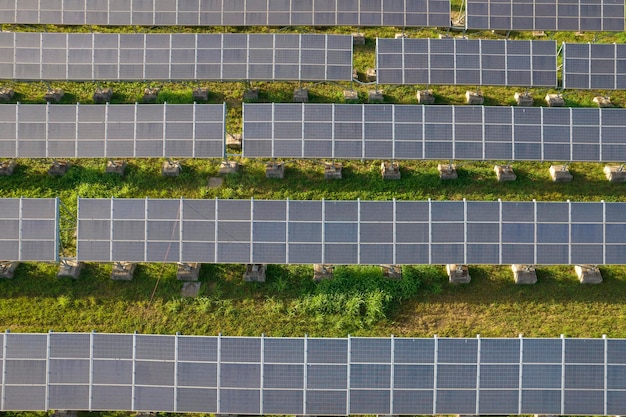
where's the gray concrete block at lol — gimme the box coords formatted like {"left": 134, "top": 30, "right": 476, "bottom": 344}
{"left": 58, "top": 260, "right": 82, "bottom": 280}
{"left": 514, "top": 92, "right": 534, "bottom": 106}
{"left": 106, "top": 160, "right": 127, "bottom": 176}
{"left": 381, "top": 161, "right": 401, "bottom": 180}
{"left": 576, "top": 265, "right": 603, "bottom": 284}
{"left": 111, "top": 262, "right": 136, "bottom": 280}
{"left": 604, "top": 165, "right": 626, "bottom": 182}
{"left": 48, "top": 160, "right": 70, "bottom": 176}
{"left": 93, "top": 87, "right": 113, "bottom": 103}
{"left": 438, "top": 163, "right": 458, "bottom": 180}
{"left": 417, "top": 89, "right": 435, "bottom": 104}
{"left": 0, "top": 160, "right": 16, "bottom": 176}
{"left": 549, "top": 165, "right": 573, "bottom": 182}
{"left": 447, "top": 264, "right": 471, "bottom": 283}
{"left": 465, "top": 90, "right": 484, "bottom": 105}
{"left": 494, "top": 164, "right": 517, "bottom": 182}
{"left": 545, "top": 93, "right": 565, "bottom": 107}
{"left": 177, "top": 263, "right": 200, "bottom": 281}
{"left": 161, "top": 160, "right": 181, "bottom": 177}
{"left": 244, "top": 264, "right": 266, "bottom": 282}
{"left": 511, "top": 264, "right": 537, "bottom": 284}
{"left": 218, "top": 160, "right": 239, "bottom": 175}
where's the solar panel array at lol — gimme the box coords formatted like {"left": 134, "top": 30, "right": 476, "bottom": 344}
{"left": 563, "top": 42, "right": 626, "bottom": 90}
{"left": 465, "top": 0, "right": 625, "bottom": 31}
{"left": 242, "top": 104, "right": 626, "bottom": 162}
{"left": 376, "top": 38, "right": 557, "bottom": 86}
{"left": 76, "top": 198, "right": 626, "bottom": 265}
{"left": 0, "top": 0, "right": 451, "bottom": 28}
{"left": 2, "top": 332, "right": 625, "bottom": 415}
{"left": 0, "top": 32, "right": 353, "bottom": 82}
{"left": 0, "top": 103, "right": 226, "bottom": 159}
{"left": 0, "top": 198, "right": 58, "bottom": 262}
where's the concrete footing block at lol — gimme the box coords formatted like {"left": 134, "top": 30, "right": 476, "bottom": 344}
{"left": 243, "top": 88, "right": 259, "bottom": 101}
{"left": 192, "top": 87, "right": 209, "bottom": 102}
{"left": 514, "top": 92, "right": 534, "bottom": 106}
{"left": 366, "top": 68, "right": 377, "bottom": 82}
{"left": 266, "top": 162, "right": 284, "bottom": 179}
{"left": 511, "top": 264, "right": 537, "bottom": 284}
{"left": 381, "top": 161, "right": 401, "bottom": 180}
{"left": 293, "top": 87, "right": 309, "bottom": 103}
{"left": 352, "top": 33, "right": 365, "bottom": 45}
{"left": 0, "top": 87, "right": 14, "bottom": 102}
{"left": 494, "top": 164, "right": 517, "bottom": 181}
{"left": 218, "top": 160, "right": 239, "bottom": 175}
{"left": 417, "top": 89, "right": 435, "bottom": 104}
{"left": 0, "top": 261, "right": 19, "bottom": 279}
{"left": 106, "top": 160, "right": 127, "bottom": 176}
{"left": 143, "top": 87, "right": 160, "bottom": 103}
{"left": 593, "top": 96, "right": 613, "bottom": 107}
{"left": 604, "top": 165, "right": 626, "bottom": 182}
{"left": 244, "top": 264, "right": 266, "bottom": 282}
{"left": 226, "top": 133, "right": 242, "bottom": 150}
{"left": 446, "top": 264, "right": 471, "bottom": 283}
{"left": 465, "top": 90, "right": 484, "bottom": 105}
{"left": 549, "top": 165, "right": 573, "bottom": 182}
{"left": 45, "top": 88, "right": 64, "bottom": 103}
{"left": 58, "top": 260, "right": 83, "bottom": 279}
{"left": 93, "top": 87, "right": 113, "bottom": 103}
{"left": 111, "top": 262, "right": 136, "bottom": 280}
{"left": 575, "top": 265, "right": 603, "bottom": 284}
{"left": 438, "top": 163, "right": 458, "bottom": 179}
{"left": 48, "top": 160, "right": 70, "bottom": 176}
{"left": 314, "top": 264, "right": 334, "bottom": 281}
{"left": 177, "top": 263, "right": 200, "bottom": 281}
{"left": 324, "top": 162, "right": 342, "bottom": 179}
{"left": 545, "top": 93, "right": 565, "bottom": 107}
{"left": 161, "top": 160, "right": 181, "bottom": 177}
{"left": 368, "top": 90, "right": 384, "bottom": 103}
{"left": 382, "top": 264, "right": 402, "bottom": 280}
{"left": 343, "top": 89, "right": 359, "bottom": 102}
{"left": 395, "top": 33, "right": 407, "bottom": 38}
{"left": 0, "top": 159, "right": 16, "bottom": 176}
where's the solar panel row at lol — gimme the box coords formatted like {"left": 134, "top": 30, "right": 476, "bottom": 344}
{"left": 563, "top": 42, "right": 626, "bottom": 90}
{"left": 0, "top": 32, "right": 353, "bottom": 82}
{"left": 0, "top": 103, "right": 226, "bottom": 159}
{"left": 3, "top": 0, "right": 622, "bottom": 31}
{"left": 0, "top": 198, "right": 58, "bottom": 262}
{"left": 0, "top": 0, "right": 451, "bottom": 27}
{"left": 465, "top": 0, "right": 624, "bottom": 31}
{"left": 376, "top": 38, "right": 557, "bottom": 87}
{"left": 76, "top": 198, "right": 626, "bottom": 265}
{"left": 242, "top": 104, "right": 626, "bottom": 162}
{"left": 2, "top": 333, "right": 625, "bottom": 415}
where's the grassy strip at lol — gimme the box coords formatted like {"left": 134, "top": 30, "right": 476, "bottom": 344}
{"left": 3, "top": 261, "right": 626, "bottom": 338}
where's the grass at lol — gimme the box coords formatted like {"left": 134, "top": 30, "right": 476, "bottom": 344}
{"left": 0, "top": 24, "right": 625, "bottom": 344}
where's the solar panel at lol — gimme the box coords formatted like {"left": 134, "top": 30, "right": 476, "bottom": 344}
{"left": 465, "top": 0, "right": 624, "bottom": 31}
{"left": 376, "top": 38, "right": 557, "bottom": 87}
{"left": 0, "top": 0, "right": 451, "bottom": 27}
{"left": 563, "top": 43, "right": 626, "bottom": 90}
{"left": 0, "top": 197, "right": 58, "bottom": 262}
{"left": 76, "top": 198, "right": 626, "bottom": 266}
{"left": 1, "top": 333, "right": 623, "bottom": 415}
{"left": 242, "top": 104, "right": 626, "bottom": 162}
{"left": 0, "top": 103, "right": 225, "bottom": 159}
{"left": 0, "top": 32, "right": 352, "bottom": 82}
